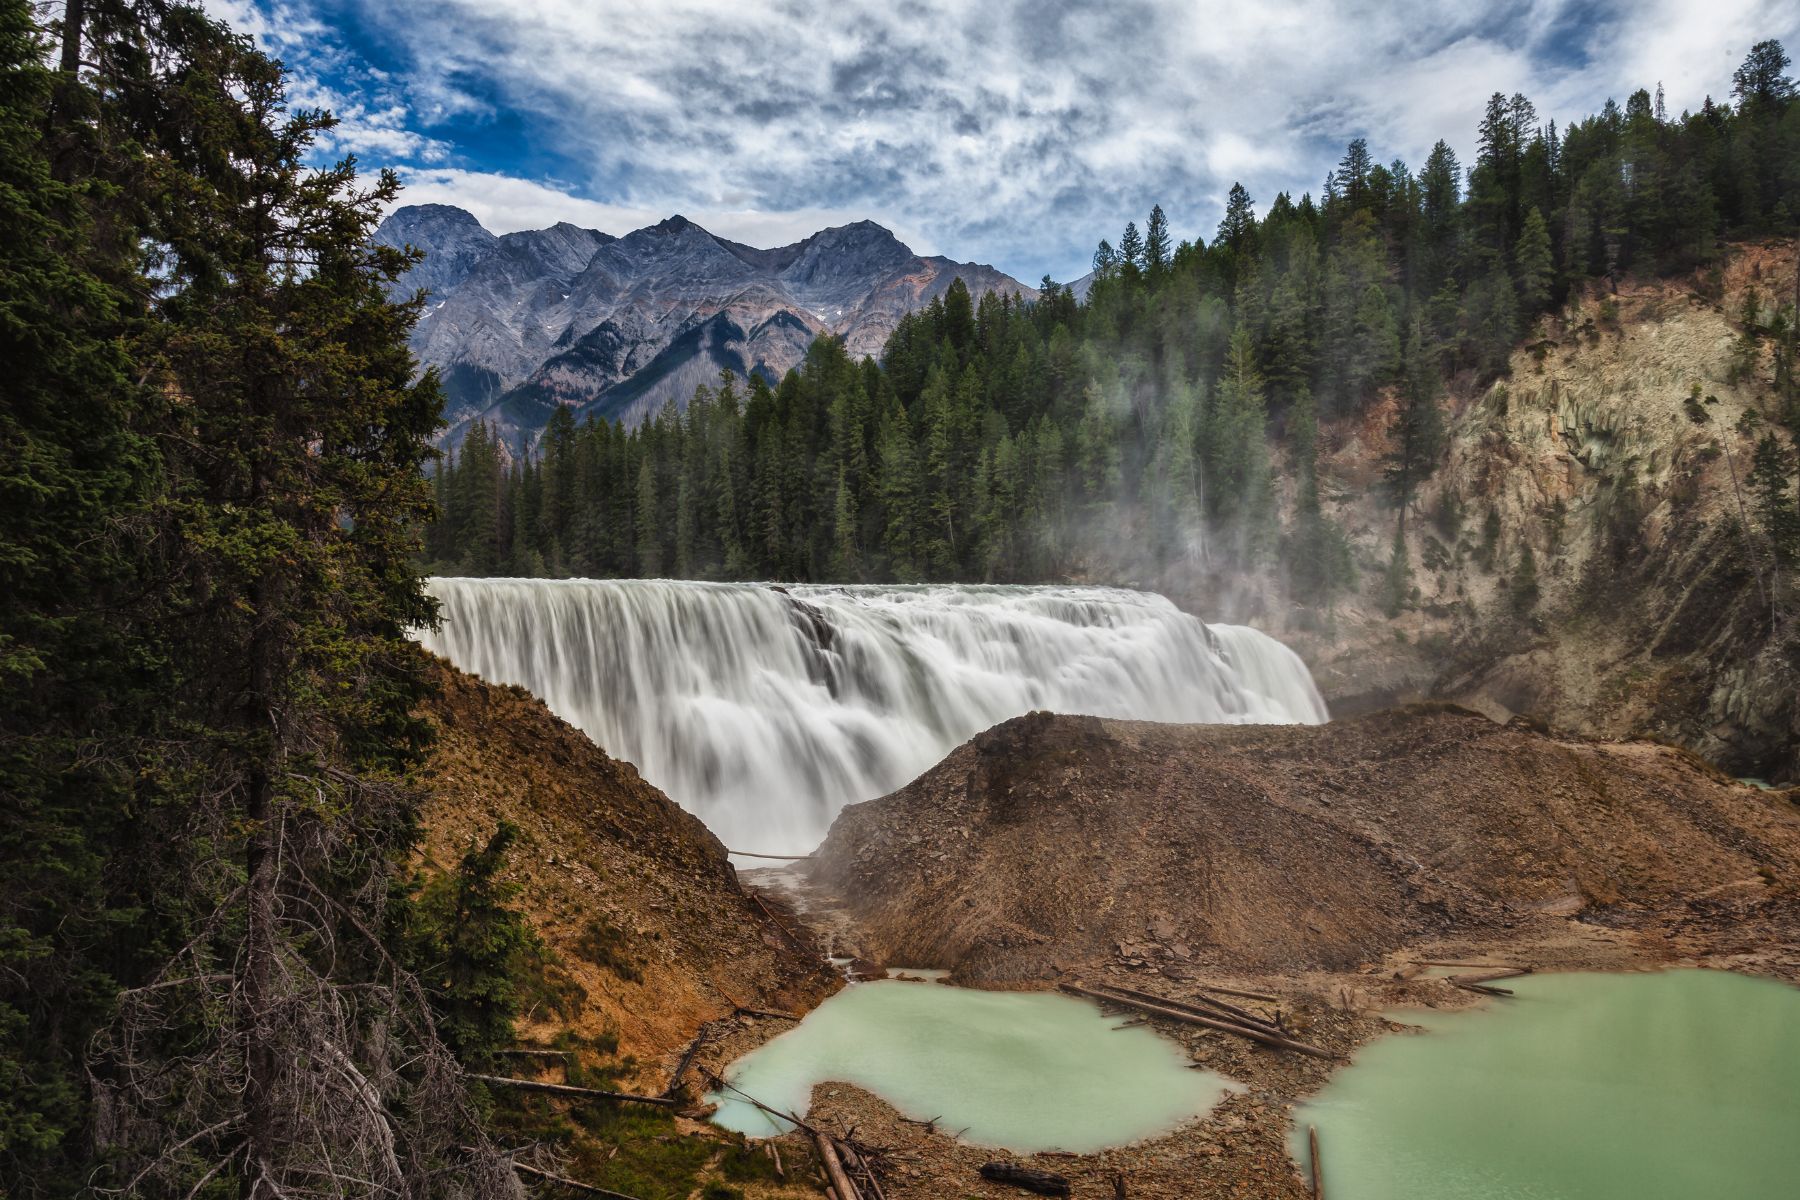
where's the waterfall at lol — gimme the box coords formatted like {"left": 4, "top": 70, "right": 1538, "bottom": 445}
{"left": 417, "top": 579, "right": 1327, "bottom": 854}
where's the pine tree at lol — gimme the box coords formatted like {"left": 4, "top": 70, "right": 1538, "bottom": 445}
{"left": 636, "top": 456, "right": 663, "bottom": 575}
{"left": 1144, "top": 204, "right": 1171, "bottom": 276}
{"left": 1216, "top": 182, "right": 1256, "bottom": 251}
{"left": 1384, "top": 322, "right": 1447, "bottom": 518}
{"left": 56, "top": 4, "right": 514, "bottom": 1192}
{"left": 0, "top": 5, "right": 158, "bottom": 1182}
{"left": 1337, "top": 138, "right": 1374, "bottom": 209}
{"left": 408, "top": 823, "right": 537, "bottom": 1071}
{"left": 1515, "top": 206, "right": 1555, "bottom": 314}
{"left": 1119, "top": 220, "right": 1145, "bottom": 272}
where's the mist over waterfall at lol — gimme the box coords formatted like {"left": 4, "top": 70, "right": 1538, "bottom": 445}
{"left": 418, "top": 579, "right": 1327, "bottom": 853}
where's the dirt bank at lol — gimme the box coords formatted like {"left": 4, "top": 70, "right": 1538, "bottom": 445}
{"left": 415, "top": 658, "right": 839, "bottom": 1084}
{"left": 811, "top": 707, "right": 1800, "bottom": 982}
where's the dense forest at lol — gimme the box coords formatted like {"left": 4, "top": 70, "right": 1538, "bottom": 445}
{"left": 1, "top": 3, "right": 526, "bottom": 1195}
{"left": 427, "top": 43, "right": 1800, "bottom": 604}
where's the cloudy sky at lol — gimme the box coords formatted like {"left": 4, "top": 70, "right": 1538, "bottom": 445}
{"left": 210, "top": 0, "right": 1799, "bottom": 283}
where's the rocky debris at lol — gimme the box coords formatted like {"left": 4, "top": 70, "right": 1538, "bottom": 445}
{"left": 809, "top": 706, "right": 1800, "bottom": 985}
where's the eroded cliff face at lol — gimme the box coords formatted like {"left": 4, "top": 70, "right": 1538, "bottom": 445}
{"left": 1254, "top": 240, "right": 1798, "bottom": 781}
{"left": 412, "top": 658, "right": 838, "bottom": 1083}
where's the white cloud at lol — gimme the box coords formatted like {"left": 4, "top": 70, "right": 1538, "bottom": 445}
{"left": 213, "top": 0, "right": 1800, "bottom": 281}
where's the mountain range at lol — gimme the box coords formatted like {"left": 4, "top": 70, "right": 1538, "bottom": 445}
{"left": 374, "top": 204, "right": 1034, "bottom": 453}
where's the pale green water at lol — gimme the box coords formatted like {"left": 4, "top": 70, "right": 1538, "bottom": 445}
{"left": 1293, "top": 970, "right": 1800, "bottom": 1199}
{"left": 709, "top": 980, "right": 1235, "bottom": 1152}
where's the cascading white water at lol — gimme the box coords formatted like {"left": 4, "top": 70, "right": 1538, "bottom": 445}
{"left": 417, "top": 579, "right": 1327, "bottom": 854}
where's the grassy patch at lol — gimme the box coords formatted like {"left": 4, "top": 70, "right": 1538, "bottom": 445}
{"left": 576, "top": 917, "right": 645, "bottom": 983}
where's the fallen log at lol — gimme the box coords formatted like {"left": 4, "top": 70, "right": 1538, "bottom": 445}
{"left": 814, "top": 1132, "right": 863, "bottom": 1200}
{"left": 750, "top": 892, "right": 813, "bottom": 955}
{"left": 1307, "top": 1125, "right": 1324, "bottom": 1200}
{"left": 1190, "top": 982, "right": 1280, "bottom": 1003}
{"left": 663, "top": 1026, "right": 712, "bottom": 1097}
{"left": 468, "top": 1074, "right": 677, "bottom": 1107}
{"left": 1096, "top": 983, "right": 1285, "bottom": 1037}
{"left": 1060, "top": 984, "right": 1340, "bottom": 1061}
{"left": 736, "top": 1005, "right": 801, "bottom": 1021}
{"left": 700, "top": 1067, "right": 815, "bottom": 1135}
{"left": 509, "top": 1158, "right": 647, "bottom": 1200}
{"left": 726, "top": 850, "right": 815, "bottom": 860}
{"left": 1451, "top": 981, "right": 1514, "bottom": 997}
{"left": 1412, "top": 960, "right": 1513, "bottom": 970}
{"left": 839, "top": 1139, "right": 890, "bottom": 1200}
{"left": 1447, "top": 968, "right": 1531, "bottom": 986}
{"left": 979, "top": 1162, "right": 1071, "bottom": 1197}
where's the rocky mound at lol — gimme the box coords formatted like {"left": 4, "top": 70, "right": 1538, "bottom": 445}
{"left": 810, "top": 707, "right": 1800, "bottom": 982}
{"left": 414, "top": 658, "right": 837, "bottom": 1077}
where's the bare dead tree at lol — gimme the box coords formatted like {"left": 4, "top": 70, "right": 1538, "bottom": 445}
{"left": 87, "top": 742, "right": 522, "bottom": 1199}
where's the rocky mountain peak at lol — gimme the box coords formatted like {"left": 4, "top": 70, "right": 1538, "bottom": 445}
{"left": 372, "top": 204, "right": 1034, "bottom": 453}
{"left": 374, "top": 204, "right": 498, "bottom": 300}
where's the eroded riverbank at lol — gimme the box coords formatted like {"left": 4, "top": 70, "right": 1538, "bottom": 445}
{"left": 701, "top": 871, "right": 1800, "bottom": 1200}
{"left": 683, "top": 703, "right": 1800, "bottom": 1199}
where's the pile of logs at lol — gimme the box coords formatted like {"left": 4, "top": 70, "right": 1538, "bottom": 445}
{"left": 698, "top": 1068, "right": 892, "bottom": 1200}
{"left": 815, "top": 1127, "right": 889, "bottom": 1200}
{"left": 1059, "top": 982, "right": 1340, "bottom": 1061}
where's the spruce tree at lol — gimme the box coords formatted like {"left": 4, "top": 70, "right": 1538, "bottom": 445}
{"left": 1145, "top": 204, "right": 1171, "bottom": 275}
{"left": 0, "top": 5, "right": 158, "bottom": 1185}
{"left": 1515, "top": 206, "right": 1555, "bottom": 314}
{"left": 41, "top": 3, "right": 516, "bottom": 1194}
{"left": 1119, "top": 221, "right": 1145, "bottom": 273}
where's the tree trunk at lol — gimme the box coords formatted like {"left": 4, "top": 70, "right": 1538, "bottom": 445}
{"left": 60, "top": 0, "right": 85, "bottom": 74}
{"left": 814, "top": 1132, "right": 862, "bottom": 1200}
{"left": 978, "top": 1162, "right": 1071, "bottom": 1196}
{"left": 240, "top": 571, "right": 283, "bottom": 1200}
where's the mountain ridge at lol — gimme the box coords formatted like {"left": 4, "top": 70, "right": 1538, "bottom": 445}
{"left": 375, "top": 204, "right": 1034, "bottom": 453}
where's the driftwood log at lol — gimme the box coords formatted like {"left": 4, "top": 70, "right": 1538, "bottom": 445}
{"left": 1060, "top": 984, "right": 1340, "bottom": 1061}
{"left": 978, "top": 1162, "right": 1072, "bottom": 1196}
{"left": 664, "top": 1027, "right": 711, "bottom": 1097}
{"left": 750, "top": 892, "right": 812, "bottom": 955}
{"left": 1447, "top": 968, "right": 1531, "bottom": 986}
{"left": 1307, "top": 1124, "right": 1324, "bottom": 1200}
{"left": 1188, "top": 982, "right": 1279, "bottom": 1003}
{"left": 468, "top": 1074, "right": 678, "bottom": 1107}
{"left": 1450, "top": 980, "right": 1514, "bottom": 997}
{"left": 814, "top": 1131, "right": 863, "bottom": 1200}
{"left": 1096, "top": 983, "right": 1284, "bottom": 1037}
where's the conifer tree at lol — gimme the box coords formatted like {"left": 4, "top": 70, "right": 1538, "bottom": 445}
{"left": 1119, "top": 220, "right": 1145, "bottom": 272}
{"left": 1384, "top": 322, "right": 1447, "bottom": 522}
{"left": 38, "top": 4, "right": 516, "bottom": 1193}
{"left": 1515, "top": 206, "right": 1556, "bottom": 314}
{"left": 1145, "top": 204, "right": 1171, "bottom": 275}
